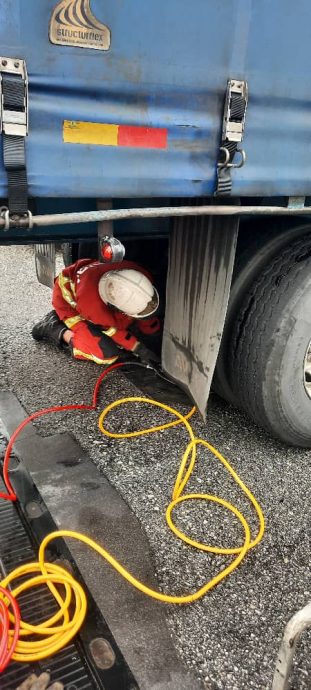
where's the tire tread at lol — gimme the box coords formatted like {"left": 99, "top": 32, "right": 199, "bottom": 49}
{"left": 228, "top": 234, "right": 311, "bottom": 444}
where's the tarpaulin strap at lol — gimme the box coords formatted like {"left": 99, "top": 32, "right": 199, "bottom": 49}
{"left": 217, "top": 165, "right": 233, "bottom": 197}
{"left": 216, "top": 82, "right": 248, "bottom": 197}
{"left": 1, "top": 69, "right": 29, "bottom": 215}
{"left": 3, "top": 133, "right": 28, "bottom": 214}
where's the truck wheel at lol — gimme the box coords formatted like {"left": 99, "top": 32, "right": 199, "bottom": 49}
{"left": 228, "top": 234, "right": 311, "bottom": 446}
{"left": 213, "top": 221, "right": 311, "bottom": 404}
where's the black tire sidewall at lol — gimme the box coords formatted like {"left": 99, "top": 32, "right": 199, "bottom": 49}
{"left": 261, "top": 272, "right": 311, "bottom": 445}
{"left": 213, "top": 222, "right": 311, "bottom": 405}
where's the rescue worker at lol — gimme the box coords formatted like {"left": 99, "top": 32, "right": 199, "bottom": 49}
{"left": 32, "top": 258, "right": 161, "bottom": 365}
{"left": 16, "top": 673, "right": 63, "bottom": 690}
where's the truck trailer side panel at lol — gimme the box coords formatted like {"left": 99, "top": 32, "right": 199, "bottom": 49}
{"left": 0, "top": 0, "right": 310, "bottom": 199}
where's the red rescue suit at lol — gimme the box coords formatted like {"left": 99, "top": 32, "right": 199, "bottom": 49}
{"left": 52, "top": 259, "right": 160, "bottom": 364}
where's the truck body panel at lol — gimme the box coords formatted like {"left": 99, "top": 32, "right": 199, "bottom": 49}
{"left": 2, "top": 2, "right": 311, "bottom": 447}
{"left": 1, "top": 0, "right": 311, "bottom": 200}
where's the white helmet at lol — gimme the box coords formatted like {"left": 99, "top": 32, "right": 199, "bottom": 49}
{"left": 98, "top": 269, "right": 159, "bottom": 318}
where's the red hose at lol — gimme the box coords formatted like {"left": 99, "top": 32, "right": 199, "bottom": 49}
{"left": 0, "top": 362, "right": 125, "bottom": 501}
{"left": 0, "top": 585, "right": 20, "bottom": 672}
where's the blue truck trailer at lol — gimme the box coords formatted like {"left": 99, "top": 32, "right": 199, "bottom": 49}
{"left": 2, "top": 0, "right": 311, "bottom": 446}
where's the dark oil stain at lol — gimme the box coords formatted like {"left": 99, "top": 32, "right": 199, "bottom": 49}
{"left": 57, "top": 457, "right": 82, "bottom": 467}
{"left": 81, "top": 480, "right": 100, "bottom": 490}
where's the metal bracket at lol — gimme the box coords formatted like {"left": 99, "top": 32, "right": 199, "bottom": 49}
{"left": 218, "top": 147, "right": 246, "bottom": 169}
{"left": 287, "top": 196, "right": 306, "bottom": 210}
{"left": 0, "top": 207, "right": 33, "bottom": 231}
{"left": 215, "top": 78, "right": 248, "bottom": 196}
{"left": 0, "top": 57, "right": 29, "bottom": 137}
{"left": 223, "top": 79, "right": 248, "bottom": 144}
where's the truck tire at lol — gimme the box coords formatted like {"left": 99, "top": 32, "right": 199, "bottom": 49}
{"left": 228, "top": 233, "right": 311, "bottom": 447}
{"left": 213, "top": 221, "right": 311, "bottom": 404}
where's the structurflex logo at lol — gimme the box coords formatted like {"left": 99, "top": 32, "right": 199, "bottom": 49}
{"left": 50, "top": 0, "right": 111, "bottom": 50}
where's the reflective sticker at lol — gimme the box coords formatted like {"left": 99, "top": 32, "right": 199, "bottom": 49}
{"left": 64, "top": 121, "right": 118, "bottom": 147}
{"left": 64, "top": 121, "right": 168, "bottom": 150}
{"left": 118, "top": 125, "right": 168, "bottom": 149}
{"left": 50, "top": 0, "right": 111, "bottom": 51}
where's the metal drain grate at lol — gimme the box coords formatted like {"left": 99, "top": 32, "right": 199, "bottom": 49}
{"left": 0, "top": 475, "right": 98, "bottom": 690}
{"left": 0, "top": 430, "right": 137, "bottom": 690}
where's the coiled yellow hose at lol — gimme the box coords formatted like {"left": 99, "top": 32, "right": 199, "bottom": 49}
{"left": 0, "top": 395, "right": 265, "bottom": 665}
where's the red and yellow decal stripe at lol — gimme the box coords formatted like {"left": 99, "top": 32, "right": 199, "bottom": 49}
{"left": 63, "top": 120, "right": 168, "bottom": 150}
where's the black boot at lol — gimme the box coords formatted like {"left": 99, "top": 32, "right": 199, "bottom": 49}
{"left": 32, "top": 311, "right": 66, "bottom": 347}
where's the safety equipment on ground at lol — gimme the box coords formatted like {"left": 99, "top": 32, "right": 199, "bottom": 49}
{"left": 134, "top": 342, "right": 161, "bottom": 365}
{"left": 31, "top": 311, "right": 66, "bottom": 346}
{"left": 0, "top": 363, "right": 264, "bottom": 673}
{"left": 98, "top": 269, "right": 159, "bottom": 318}
{"left": 16, "top": 673, "right": 63, "bottom": 690}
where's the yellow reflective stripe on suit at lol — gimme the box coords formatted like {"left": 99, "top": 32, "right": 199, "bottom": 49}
{"left": 64, "top": 316, "right": 84, "bottom": 329}
{"left": 102, "top": 327, "right": 117, "bottom": 337}
{"left": 73, "top": 348, "right": 118, "bottom": 365}
{"left": 58, "top": 273, "right": 77, "bottom": 308}
{"left": 70, "top": 280, "right": 77, "bottom": 297}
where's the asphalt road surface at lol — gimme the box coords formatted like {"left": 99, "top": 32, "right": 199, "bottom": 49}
{"left": 1, "top": 245, "right": 311, "bottom": 690}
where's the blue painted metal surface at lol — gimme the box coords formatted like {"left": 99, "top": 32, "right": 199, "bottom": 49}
{"left": 0, "top": 0, "right": 311, "bottom": 199}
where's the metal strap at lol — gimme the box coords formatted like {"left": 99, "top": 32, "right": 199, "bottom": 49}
{"left": 1, "top": 68, "right": 29, "bottom": 216}
{"left": 216, "top": 81, "right": 248, "bottom": 197}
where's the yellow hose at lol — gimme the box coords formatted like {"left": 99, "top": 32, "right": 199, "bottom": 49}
{"left": 0, "top": 396, "right": 265, "bottom": 664}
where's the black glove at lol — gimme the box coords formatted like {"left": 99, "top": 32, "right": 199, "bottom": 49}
{"left": 134, "top": 342, "right": 160, "bottom": 365}
{"left": 16, "top": 673, "right": 63, "bottom": 690}
{"left": 138, "top": 332, "right": 162, "bottom": 357}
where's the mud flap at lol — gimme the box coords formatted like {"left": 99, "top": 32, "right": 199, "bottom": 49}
{"left": 162, "top": 213, "right": 239, "bottom": 416}
{"left": 35, "top": 242, "right": 56, "bottom": 288}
